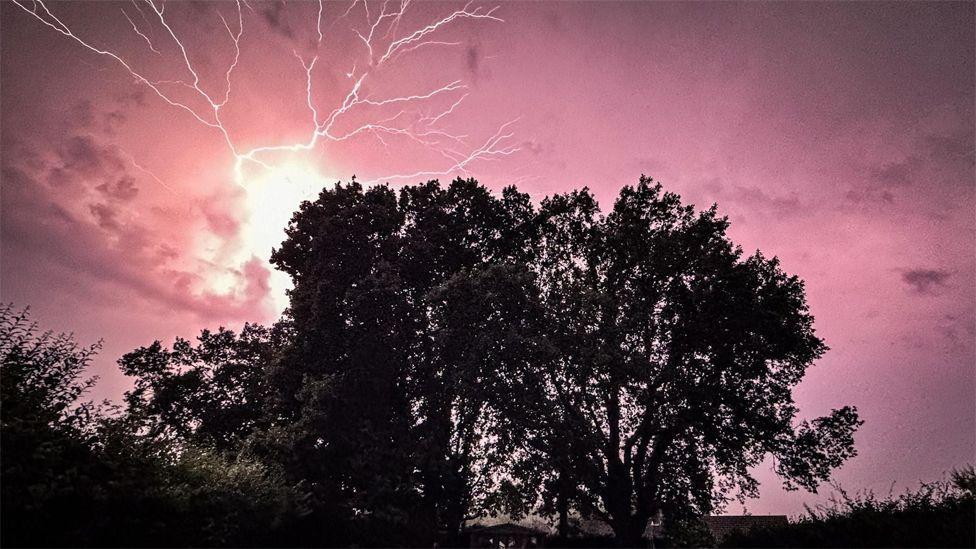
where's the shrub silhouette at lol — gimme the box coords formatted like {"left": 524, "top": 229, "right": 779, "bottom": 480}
{"left": 720, "top": 472, "right": 976, "bottom": 548}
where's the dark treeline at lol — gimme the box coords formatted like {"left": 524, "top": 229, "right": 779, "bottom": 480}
{"left": 719, "top": 471, "right": 976, "bottom": 548}
{"left": 4, "top": 177, "right": 876, "bottom": 547}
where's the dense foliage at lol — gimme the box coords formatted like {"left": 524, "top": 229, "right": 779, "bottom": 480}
{"left": 119, "top": 323, "right": 288, "bottom": 454}
{"left": 720, "top": 469, "right": 976, "bottom": 548}
{"left": 1, "top": 177, "right": 883, "bottom": 547}
{"left": 520, "top": 180, "right": 861, "bottom": 544}
{"left": 263, "top": 179, "right": 540, "bottom": 545}
{"left": 0, "top": 306, "right": 303, "bottom": 547}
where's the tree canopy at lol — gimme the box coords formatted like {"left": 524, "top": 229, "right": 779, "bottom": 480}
{"left": 256, "top": 176, "right": 860, "bottom": 545}
{"left": 522, "top": 178, "right": 860, "bottom": 544}
{"left": 263, "top": 179, "right": 540, "bottom": 544}
{"left": 1, "top": 176, "right": 872, "bottom": 547}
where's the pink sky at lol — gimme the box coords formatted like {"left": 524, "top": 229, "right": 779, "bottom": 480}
{"left": 2, "top": 1, "right": 973, "bottom": 517}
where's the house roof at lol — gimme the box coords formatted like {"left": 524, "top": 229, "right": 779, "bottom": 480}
{"left": 702, "top": 515, "right": 789, "bottom": 541}
{"left": 465, "top": 523, "right": 548, "bottom": 536}
{"left": 466, "top": 514, "right": 789, "bottom": 541}
{"left": 580, "top": 515, "right": 789, "bottom": 540}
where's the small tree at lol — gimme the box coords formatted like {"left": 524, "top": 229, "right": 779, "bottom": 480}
{"left": 119, "top": 323, "right": 286, "bottom": 454}
{"left": 1, "top": 306, "right": 303, "bottom": 547}
{"left": 1, "top": 305, "right": 101, "bottom": 545}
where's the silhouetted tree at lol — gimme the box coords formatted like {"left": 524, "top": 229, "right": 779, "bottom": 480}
{"left": 3, "top": 175, "right": 865, "bottom": 547}
{"left": 119, "top": 323, "right": 288, "bottom": 454}
{"left": 524, "top": 177, "right": 861, "bottom": 545}
{"left": 421, "top": 263, "right": 554, "bottom": 533}
{"left": 400, "top": 180, "right": 539, "bottom": 542}
{"left": 1, "top": 305, "right": 101, "bottom": 545}
{"left": 263, "top": 176, "right": 861, "bottom": 545}
{"left": 265, "top": 179, "right": 539, "bottom": 545}
{"left": 0, "top": 306, "right": 303, "bottom": 547}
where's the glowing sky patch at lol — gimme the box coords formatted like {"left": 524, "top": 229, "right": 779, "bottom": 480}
{"left": 237, "top": 159, "right": 332, "bottom": 313}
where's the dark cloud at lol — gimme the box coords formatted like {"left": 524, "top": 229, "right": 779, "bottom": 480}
{"left": 102, "top": 109, "right": 127, "bottom": 132}
{"left": 240, "top": 257, "right": 272, "bottom": 304}
{"left": 853, "top": 113, "right": 974, "bottom": 206}
{"left": 199, "top": 195, "right": 241, "bottom": 238}
{"left": 58, "top": 134, "right": 126, "bottom": 178}
{"left": 733, "top": 185, "right": 800, "bottom": 212}
{"left": 871, "top": 157, "right": 919, "bottom": 188}
{"left": 544, "top": 9, "right": 562, "bottom": 30}
{"left": 62, "top": 135, "right": 107, "bottom": 175}
{"left": 96, "top": 176, "right": 139, "bottom": 202}
{"left": 68, "top": 100, "right": 96, "bottom": 129}
{"left": 157, "top": 244, "right": 180, "bottom": 262}
{"left": 260, "top": 2, "right": 294, "bottom": 39}
{"left": 699, "top": 178, "right": 802, "bottom": 216}
{"left": 3, "top": 158, "right": 269, "bottom": 320}
{"left": 845, "top": 188, "right": 895, "bottom": 205}
{"left": 848, "top": 156, "right": 921, "bottom": 206}
{"left": 47, "top": 167, "right": 72, "bottom": 188}
{"left": 520, "top": 139, "right": 544, "bottom": 156}
{"left": 925, "top": 131, "right": 975, "bottom": 167}
{"left": 466, "top": 45, "right": 480, "bottom": 78}
{"left": 115, "top": 88, "right": 148, "bottom": 109}
{"left": 88, "top": 203, "right": 122, "bottom": 232}
{"left": 47, "top": 203, "right": 77, "bottom": 226}
{"left": 902, "top": 269, "right": 951, "bottom": 294}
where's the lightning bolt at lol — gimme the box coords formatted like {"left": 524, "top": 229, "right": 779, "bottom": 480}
{"left": 120, "top": 7, "right": 160, "bottom": 55}
{"left": 114, "top": 144, "right": 176, "bottom": 195}
{"left": 12, "top": 0, "right": 521, "bottom": 314}
{"left": 12, "top": 0, "right": 520, "bottom": 189}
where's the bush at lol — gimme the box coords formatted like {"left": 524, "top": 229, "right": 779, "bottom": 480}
{"left": 720, "top": 471, "right": 976, "bottom": 548}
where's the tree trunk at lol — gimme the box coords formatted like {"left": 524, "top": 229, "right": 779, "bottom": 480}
{"left": 612, "top": 513, "right": 649, "bottom": 548}
{"left": 557, "top": 489, "right": 569, "bottom": 538}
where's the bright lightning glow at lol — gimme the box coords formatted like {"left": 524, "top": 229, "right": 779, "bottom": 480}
{"left": 238, "top": 161, "right": 332, "bottom": 313}
{"left": 12, "top": 0, "right": 521, "bottom": 318}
